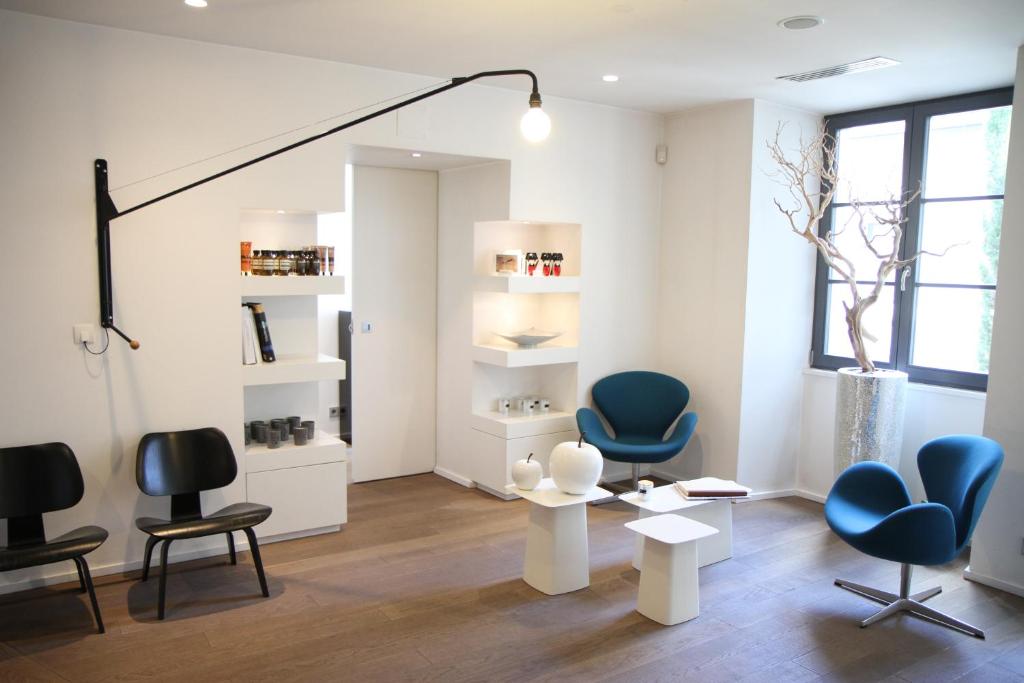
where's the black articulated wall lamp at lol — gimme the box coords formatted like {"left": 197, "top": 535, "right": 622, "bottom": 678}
{"left": 94, "top": 69, "right": 549, "bottom": 351}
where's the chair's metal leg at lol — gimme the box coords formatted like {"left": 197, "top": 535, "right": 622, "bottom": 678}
{"left": 226, "top": 532, "right": 237, "bottom": 565}
{"left": 75, "top": 557, "right": 87, "bottom": 593}
{"left": 911, "top": 585, "right": 942, "bottom": 603}
{"left": 836, "top": 564, "right": 980, "bottom": 639}
{"left": 631, "top": 463, "right": 640, "bottom": 490}
{"left": 141, "top": 536, "right": 158, "bottom": 582}
{"left": 74, "top": 557, "right": 105, "bottom": 634}
{"left": 834, "top": 578, "right": 899, "bottom": 606}
{"left": 243, "top": 527, "right": 270, "bottom": 598}
{"left": 907, "top": 600, "right": 985, "bottom": 639}
{"left": 861, "top": 598, "right": 906, "bottom": 627}
{"left": 157, "top": 539, "right": 172, "bottom": 620}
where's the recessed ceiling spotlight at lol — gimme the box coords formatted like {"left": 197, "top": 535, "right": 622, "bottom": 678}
{"left": 411, "top": 152, "right": 422, "bottom": 158}
{"left": 276, "top": 210, "right": 285, "bottom": 214}
{"left": 778, "top": 15, "right": 823, "bottom": 30}
{"left": 602, "top": 74, "right": 619, "bottom": 83}
{"left": 185, "top": 0, "right": 208, "bottom": 7}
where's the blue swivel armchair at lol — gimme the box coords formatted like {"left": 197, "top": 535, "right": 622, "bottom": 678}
{"left": 825, "top": 435, "right": 1003, "bottom": 638}
{"left": 576, "top": 371, "right": 698, "bottom": 492}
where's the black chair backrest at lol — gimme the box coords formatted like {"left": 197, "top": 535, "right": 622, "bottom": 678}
{"left": 0, "top": 442, "right": 84, "bottom": 518}
{"left": 136, "top": 428, "right": 237, "bottom": 497}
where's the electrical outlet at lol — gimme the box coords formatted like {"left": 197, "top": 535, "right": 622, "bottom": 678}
{"left": 329, "top": 406, "right": 340, "bottom": 418}
{"left": 73, "top": 324, "right": 96, "bottom": 345}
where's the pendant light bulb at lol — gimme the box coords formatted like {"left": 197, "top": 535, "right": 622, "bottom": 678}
{"left": 520, "top": 92, "right": 551, "bottom": 143}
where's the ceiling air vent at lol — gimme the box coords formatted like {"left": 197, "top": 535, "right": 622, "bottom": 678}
{"left": 777, "top": 57, "right": 900, "bottom": 83}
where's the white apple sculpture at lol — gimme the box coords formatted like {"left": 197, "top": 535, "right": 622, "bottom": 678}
{"left": 511, "top": 452, "right": 543, "bottom": 491}
{"left": 550, "top": 432, "right": 603, "bottom": 495}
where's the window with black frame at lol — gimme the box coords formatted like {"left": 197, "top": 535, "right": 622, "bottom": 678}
{"left": 812, "top": 89, "right": 1013, "bottom": 391}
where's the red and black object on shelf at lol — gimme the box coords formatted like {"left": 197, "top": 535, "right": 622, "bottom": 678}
{"left": 526, "top": 252, "right": 539, "bottom": 276}
{"left": 541, "top": 252, "right": 552, "bottom": 277}
{"left": 247, "top": 302, "right": 276, "bottom": 362}
{"left": 552, "top": 252, "right": 563, "bottom": 276}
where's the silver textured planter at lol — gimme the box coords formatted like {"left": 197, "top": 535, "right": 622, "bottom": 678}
{"left": 834, "top": 368, "right": 908, "bottom": 477}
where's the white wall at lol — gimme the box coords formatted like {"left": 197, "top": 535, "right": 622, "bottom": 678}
{"left": 796, "top": 371, "right": 987, "bottom": 501}
{"left": 736, "top": 101, "right": 819, "bottom": 493}
{"left": 655, "top": 100, "right": 818, "bottom": 494}
{"left": 435, "top": 162, "right": 511, "bottom": 485}
{"left": 0, "top": 10, "right": 664, "bottom": 592}
{"left": 351, "top": 166, "right": 438, "bottom": 482}
{"left": 968, "top": 45, "right": 1024, "bottom": 597}
{"left": 656, "top": 101, "right": 755, "bottom": 483}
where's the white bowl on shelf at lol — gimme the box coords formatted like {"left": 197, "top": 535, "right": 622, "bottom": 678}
{"left": 495, "top": 328, "right": 562, "bottom": 349}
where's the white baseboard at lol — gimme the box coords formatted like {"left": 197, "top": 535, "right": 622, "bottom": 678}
{"left": 433, "top": 466, "right": 476, "bottom": 488}
{"left": 0, "top": 538, "right": 251, "bottom": 597}
{"left": 0, "top": 523, "right": 344, "bottom": 597}
{"left": 793, "top": 489, "right": 827, "bottom": 504}
{"left": 963, "top": 566, "right": 1024, "bottom": 598}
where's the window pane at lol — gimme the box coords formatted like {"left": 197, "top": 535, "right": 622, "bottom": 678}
{"left": 917, "top": 199, "right": 1001, "bottom": 285}
{"left": 835, "top": 121, "right": 905, "bottom": 203}
{"left": 923, "top": 106, "right": 1012, "bottom": 198}
{"left": 828, "top": 206, "right": 897, "bottom": 282}
{"left": 824, "top": 282, "right": 895, "bottom": 363}
{"left": 911, "top": 287, "right": 995, "bottom": 373}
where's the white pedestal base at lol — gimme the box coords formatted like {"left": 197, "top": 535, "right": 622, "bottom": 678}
{"left": 524, "top": 503, "right": 590, "bottom": 595}
{"left": 631, "top": 499, "right": 732, "bottom": 571}
{"left": 637, "top": 537, "right": 700, "bottom": 625}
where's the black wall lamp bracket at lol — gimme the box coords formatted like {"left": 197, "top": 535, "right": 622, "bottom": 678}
{"left": 94, "top": 69, "right": 543, "bottom": 351}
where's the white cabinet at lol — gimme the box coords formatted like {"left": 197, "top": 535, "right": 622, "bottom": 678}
{"left": 241, "top": 209, "right": 347, "bottom": 539}
{"left": 246, "top": 462, "right": 347, "bottom": 538}
{"left": 470, "top": 220, "right": 582, "bottom": 497}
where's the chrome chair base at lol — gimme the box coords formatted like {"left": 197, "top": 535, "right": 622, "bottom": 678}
{"left": 835, "top": 564, "right": 984, "bottom": 639}
{"left": 590, "top": 464, "right": 641, "bottom": 505}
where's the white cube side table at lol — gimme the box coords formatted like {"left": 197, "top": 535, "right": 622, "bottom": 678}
{"left": 626, "top": 514, "right": 719, "bottom": 625}
{"left": 506, "top": 478, "right": 612, "bottom": 595}
{"left": 619, "top": 486, "right": 733, "bottom": 570}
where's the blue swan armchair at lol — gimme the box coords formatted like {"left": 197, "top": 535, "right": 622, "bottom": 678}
{"left": 825, "top": 435, "right": 1003, "bottom": 638}
{"left": 576, "top": 371, "right": 697, "bottom": 492}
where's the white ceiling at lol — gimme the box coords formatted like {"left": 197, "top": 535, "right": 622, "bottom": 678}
{"left": 2, "top": 0, "right": 1022, "bottom": 114}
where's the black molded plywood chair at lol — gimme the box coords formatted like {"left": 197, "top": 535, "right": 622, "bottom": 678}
{"left": 0, "top": 443, "right": 107, "bottom": 634}
{"left": 135, "top": 427, "right": 272, "bottom": 619}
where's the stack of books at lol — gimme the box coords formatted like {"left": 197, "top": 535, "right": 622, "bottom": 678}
{"left": 241, "top": 302, "right": 276, "bottom": 365}
{"left": 674, "top": 477, "right": 751, "bottom": 499}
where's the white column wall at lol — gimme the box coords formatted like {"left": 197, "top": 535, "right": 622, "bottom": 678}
{"left": 968, "top": 44, "right": 1024, "bottom": 597}
{"left": 655, "top": 101, "right": 756, "bottom": 483}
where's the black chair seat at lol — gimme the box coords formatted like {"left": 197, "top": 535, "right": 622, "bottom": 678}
{"left": 0, "top": 525, "right": 108, "bottom": 572}
{"left": 136, "top": 502, "right": 271, "bottom": 540}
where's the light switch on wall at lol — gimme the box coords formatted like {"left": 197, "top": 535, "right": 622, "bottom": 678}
{"left": 361, "top": 322, "right": 374, "bottom": 333}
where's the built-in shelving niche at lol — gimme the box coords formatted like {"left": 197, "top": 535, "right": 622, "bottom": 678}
{"left": 240, "top": 208, "right": 347, "bottom": 538}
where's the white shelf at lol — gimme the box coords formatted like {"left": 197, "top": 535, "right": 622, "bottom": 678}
{"left": 242, "top": 353, "right": 346, "bottom": 386}
{"left": 471, "top": 410, "right": 576, "bottom": 439}
{"left": 241, "top": 276, "right": 345, "bottom": 297}
{"left": 245, "top": 433, "right": 348, "bottom": 473}
{"left": 474, "top": 275, "right": 579, "bottom": 294}
{"left": 472, "top": 344, "right": 578, "bottom": 368}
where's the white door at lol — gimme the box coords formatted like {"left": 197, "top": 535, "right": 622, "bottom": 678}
{"left": 351, "top": 166, "right": 438, "bottom": 482}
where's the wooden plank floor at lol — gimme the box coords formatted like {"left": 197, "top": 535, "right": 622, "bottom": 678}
{"left": 1, "top": 474, "right": 1022, "bottom": 682}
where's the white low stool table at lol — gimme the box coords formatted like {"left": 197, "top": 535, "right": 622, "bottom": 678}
{"left": 506, "top": 478, "right": 612, "bottom": 595}
{"left": 619, "top": 486, "right": 733, "bottom": 570}
{"left": 626, "top": 513, "right": 719, "bottom": 625}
